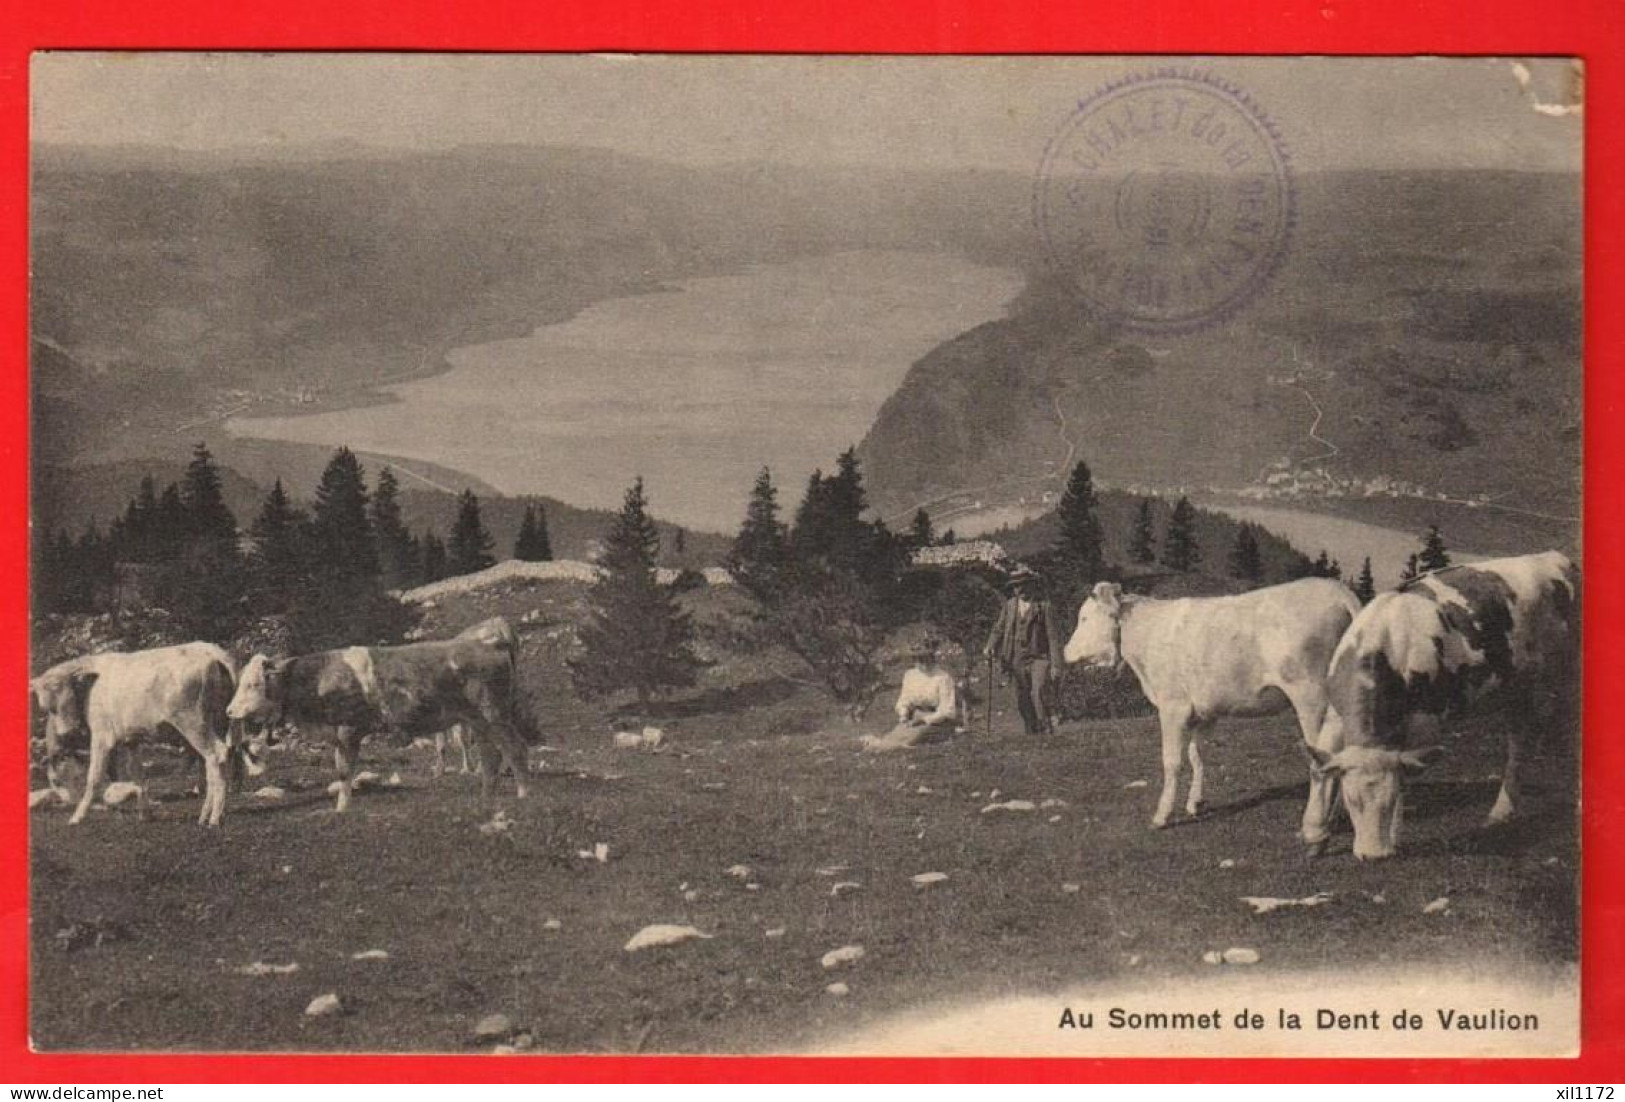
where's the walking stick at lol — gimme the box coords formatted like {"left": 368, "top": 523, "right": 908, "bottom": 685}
{"left": 985, "top": 651, "right": 996, "bottom": 738}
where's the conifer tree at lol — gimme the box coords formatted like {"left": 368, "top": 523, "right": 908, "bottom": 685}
{"left": 910, "top": 508, "right": 935, "bottom": 549}
{"left": 514, "top": 503, "right": 554, "bottom": 562}
{"left": 181, "top": 442, "right": 237, "bottom": 544}
{"left": 249, "top": 478, "right": 308, "bottom": 611}
{"left": 1055, "top": 460, "right": 1105, "bottom": 582}
{"left": 1419, "top": 525, "right": 1452, "bottom": 573}
{"left": 310, "top": 447, "right": 376, "bottom": 579}
{"left": 570, "top": 477, "right": 701, "bottom": 708}
{"left": 1129, "top": 498, "right": 1157, "bottom": 565}
{"left": 1311, "top": 549, "right": 1334, "bottom": 578}
{"left": 1161, "top": 496, "right": 1202, "bottom": 571}
{"left": 727, "top": 467, "right": 789, "bottom": 599}
{"left": 155, "top": 483, "right": 187, "bottom": 560}
{"left": 1400, "top": 552, "right": 1422, "bottom": 585}
{"left": 447, "top": 489, "right": 496, "bottom": 576}
{"left": 1229, "top": 523, "right": 1264, "bottom": 582}
{"left": 371, "top": 467, "right": 416, "bottom": 588}
{"left": 1353, "top": 557, "right": 1377, "bottom": 603}
{"left": 419, "top": 530, "right": 448, "bottom": 583}
{"left": 121, "top": 476, "right": 162, "bottom": 562}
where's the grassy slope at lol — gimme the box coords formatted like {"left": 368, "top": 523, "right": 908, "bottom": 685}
{"left": 30, "top": 579, "right": 1577, "bottom": 1054}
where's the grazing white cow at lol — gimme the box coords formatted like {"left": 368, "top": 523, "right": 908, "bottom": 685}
{"left": 1063, "top": 578, "right": 1361, "bottom": 831}
{"left": 1305, "top": 551, "right": 1579, "bottom": 860}
{"left": 29, "top": 643, "right": 239, "bottom": 827}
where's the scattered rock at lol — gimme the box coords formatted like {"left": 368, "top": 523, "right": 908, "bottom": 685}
{"left": 1047, "top": 815, "right": 1062, "bottom": 823}
{"left": 101, "top": 782, "right": 144, "bottom": 807}
{"left": 745, "top": 883, "right": 761, "bottom": 892}
{"left": 1241, "top": 892, "right": 1334, "bottom": 915}
{"left": 915, "top": 785, "right": 934, "bottom": 794}
{"left": 1202, "top": 950, "right": 1223, "bottom": 965}
{"left": 765, "top": 927, "right": 787, "bottom": 940}
{"left": 1222, "top": 947, "right": 1261, "bottom": 965}
{"left": 237, "top": 961, "right": 301, "bottom": 976}
{"left": 726, "top": 864, "right": 753, "bottom": 880}
{"left": 472, "top": 1013, "right": 514, "bottom": 1042}
{"left": 254, "top": 786, "right": 287, "bottom": 800}
{"left": 700, "top": 782, "right": 727, "bottom": 791}
{"left": 682, "top": 890, "right": 700, "bottom": 903}
{"left": 624, "top": 924, "right": 713, "bottom": 952}
{"left": 829, "top": 881, "right": 863, "bottom": 898}
{"left": 612, "top": 731, "right": 644, "bottom": 750}
{"left": 386, "top": 772, "right": 403, "bottom": 787}
{"left": 826, "top": 982, "right": 851, "bottom": 997}
{"left": 1039, "top": 797, "right": 1069, "bottom": 809}
{"left": 1061, "top": 883, "right": 1082, "bottom": 894}
{"left": 304, "top": 993, "right": 342, "bottom": 1017}
{"left": 542, "top": 919, "right": 563, "bottom": 931}
{"left": 821, "top": 945, "right": 865, "bottom": 969}
{"left": 1127, "top": 953, "right": 1144, "bottom": 967}
{"left": 350, "top": 949, "right": 390, "bottom": 961}
{"left": 1422, "top": 897, "right": 1452, "bottom": 915}
{"left": 479, "top": 811, "right": 513, "bottom": 836}
{"left": 980, "top": 799, "right": 1037, "bottom": 814}
{"left": 1125, "top": 780, "right": 1149, "bottom": 789}
{"left": 910, "top": 872, "right": 949, "bottom": 888}
{"left": 815, "top": 864, "right": 850, "bottom": 877}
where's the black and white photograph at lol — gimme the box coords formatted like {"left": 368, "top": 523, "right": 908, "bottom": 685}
{"left": 28, "top": 54, "right": 1582, "bottom": 1056}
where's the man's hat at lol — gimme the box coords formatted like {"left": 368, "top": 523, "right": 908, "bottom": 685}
{"left": 1008, "top": 564, "right": 1040, "bottom": 585}
{"left": 910, "top": 633, "right": 943, "bottom": 660}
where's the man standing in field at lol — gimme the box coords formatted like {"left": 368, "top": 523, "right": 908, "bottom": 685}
{"left": 983, "top": 565, "right": 1065, "bottom": 736}
{"left": 861, "top": 635, "right": 963, "bottom": 752}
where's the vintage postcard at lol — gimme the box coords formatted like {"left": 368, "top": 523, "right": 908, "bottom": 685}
{"left": 28, "top": 54, "right": 1581, "bottom": 1057}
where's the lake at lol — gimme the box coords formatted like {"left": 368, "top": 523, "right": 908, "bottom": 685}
{"left": 227, "top": 250, "right": 1023, "bottom": 531}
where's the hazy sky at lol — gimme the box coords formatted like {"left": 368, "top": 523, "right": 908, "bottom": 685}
{"left": 34, "top": 53, "right": 1580, "bottom": 174}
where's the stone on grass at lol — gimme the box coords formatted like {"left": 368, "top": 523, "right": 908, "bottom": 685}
{"left": 726, "top": 864, "right": 753, "bottom": 880}
{"left": 821, "top": 945, "right": 865, "bottom": 969}
{"left": 826, "top": 982, "right": 851, "bottom": 997}
{"left": 1222, "top": 947, "right": 1261, "bottom": 965}
{"left": 304, "top": 993, "right": 342, "bottom": 1017}
{"left": 911, "top": 872, "right": 949, "bottom": 888}
{"left": 351, "top": 949, "right": 390, "bottom": 961}
{"left": 543, "top": 919, "right": 563, "bottom": 931}
{"left": 765, "top": 927, "right": 787, "bottom": 940}
{"left": 1422, "top": 897, "right": 1452, "bottom": 915}
{"left": 472, "top": 1013, "right": 514, "bottom": 1042}
{"left": 624, "top": 924, "right": 713, "bottom": 952}
{"left": 829, "top": 881, "right": 863, "bottom": 898}
{"left": 980, "top": 799, "right": 1037, "bottom": 814}
{"left": 1241, "top": 892, "right": 1333, "bottom": 915}
{"left": 254, "top": 786, "right": 287, "bottom": 800}
{"left": 237, "top": 961, "right": 300, "bottom": 976}
{"left": 102, "top": 782, "right": 143, "bottom": 806}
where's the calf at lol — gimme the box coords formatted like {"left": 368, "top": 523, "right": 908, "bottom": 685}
{"left": 227, "top": 617, "right": 532, "bottom": 812}
{"left": 1064, "top": 578, "right": 1360, "bottom": 832}
{"left": 30, "top": 643, "right": 239, "bottom": 827}
{"left": 1306, "top": 551, "right": 1579, "bottom": 859}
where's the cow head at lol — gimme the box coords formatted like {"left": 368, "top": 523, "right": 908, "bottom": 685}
{"left": 29, "top": 662, "right": 99, "bottom": 762}
{"left": 1304, "top": 742, "right": 1445, "bottom": 859}
{"left": 1064, "top": 581, "right": 1124, "bottom": 667}
{"left": 227, "top": 653, "right": 289, "bottom": 727}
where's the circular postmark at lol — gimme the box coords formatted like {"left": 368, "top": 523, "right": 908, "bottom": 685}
{"left": 1035, "top": 69, "right": 1295, "bottom": 334}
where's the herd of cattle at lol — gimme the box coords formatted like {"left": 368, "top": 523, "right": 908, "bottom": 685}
{"left": 30, "top": 550, "right": 1579, "bottom": 862}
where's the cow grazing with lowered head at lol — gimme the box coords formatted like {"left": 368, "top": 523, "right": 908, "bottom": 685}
{"left": 1304, "top": 551, "right": 1579, "bottom": 860}
{"left": 226, "top": 617, "right": 532, "bottom": 812}
{"left": 29, "top": 642, "right": 239, "bottom": 827}
{"left": 1063, "top": 578, "right": 1361, "bottom": 832}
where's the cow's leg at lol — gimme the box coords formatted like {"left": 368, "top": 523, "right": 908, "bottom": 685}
{"left": 432, "top": 730, "right": 447, "bottom": 777}
{"left": 475, "top": 727, "right": 500, "bottom": 798}
{"left": 127, "top": 746, "right": 150, "bottom": 822}
{"left": 198, "top": 749, "right": 228, "bottom": 828}
{"left": 1152, "top": 705, "right": 1193, "bottom": 828}
{"left": 460, "top": 727, "right": 479, "bottom": 775}
{"left": 69, "top": 739, "right": 112, "bottom": 825}
{"left": 1185, "top": 717, "right": 1214, "bottom": 818}
{"left": 1285, "top": 686, "right": 1342, "bottom": 854}
{"left": 332, "top": 727, "right": 363, "bottom": 813}
{"left": 1489, "top": 726, "right": 1526, "bottom": 824}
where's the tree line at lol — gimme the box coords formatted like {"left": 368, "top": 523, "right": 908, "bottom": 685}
{"left": 34, "top": 444, "right": 554, "bottom": 650}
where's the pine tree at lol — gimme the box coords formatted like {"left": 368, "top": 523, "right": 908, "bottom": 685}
{"left": 446, "top": 489, "right": 496, "bottom": 576}
{"left": 154, "top": 482, "right": 187, "bottom": 560}
{"left": 1400, "top": 552, "right": 1422, "bottom": 585}
{"left": 728, "top": 467, "right": 789, "bottom": 598}
{"left": 249, "top": 478, "right": 308, "bottom": 611}
{"left": 371, "top": 467, "right": 416, "bottom": 588}
{"left": 1229, "top": 523, "right": 1264, "bottom": 582}
{"left": 514, "top": 503, "right": 554, "bottom": 562}
{"left": 1161, "top": 496, "right": 1202, "bottom": 571}
{"left": 939, "top": 528, "right": 957, "bottom": 546}
{"left": 120, "top": 476, "right": 162, "bottom": 562}
{"left": 1311, "top": 549, "right": 1334, "bottom": 578}
{"left": 419, "top": 530, "right": 448, "bottom": 583}
{"left": 1419, "top": 525, "right": 1452, "bottom": 573}
{"left": 910, "top": 508, "right": 935, "bottom": 549}
{"left": 310, "top": 447, "right": 377, "bottom": 579}
{"left": 1353, "top": 557, "right": 1376, "bottom": 603}
{"left": 1055, "top": 460, "right": 1106, "bottom": 582}
{"left": 181, "top": 442, "right": 237, "bottom": 544}
{"left": 569, "top": 477, "right": 701, "bottom": 708}
{"left": 1129, "top": 498, "right": 1157, "bottom": 565}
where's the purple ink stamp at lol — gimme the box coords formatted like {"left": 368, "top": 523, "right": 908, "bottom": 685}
{"left": 1035, "top": 68, "right": 1296, "bottom": 334}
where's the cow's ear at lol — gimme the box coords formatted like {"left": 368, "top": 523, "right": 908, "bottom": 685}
{"left": 1399, "top": 745, "right": 1445, "bottom": 773}
{"left": 1092, "top": 581, "right": 1123, "bottom": 612}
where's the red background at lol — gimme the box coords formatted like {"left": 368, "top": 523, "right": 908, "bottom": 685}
{"left": 2, "top": 0, "right": 1621, "bottom": 1083}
